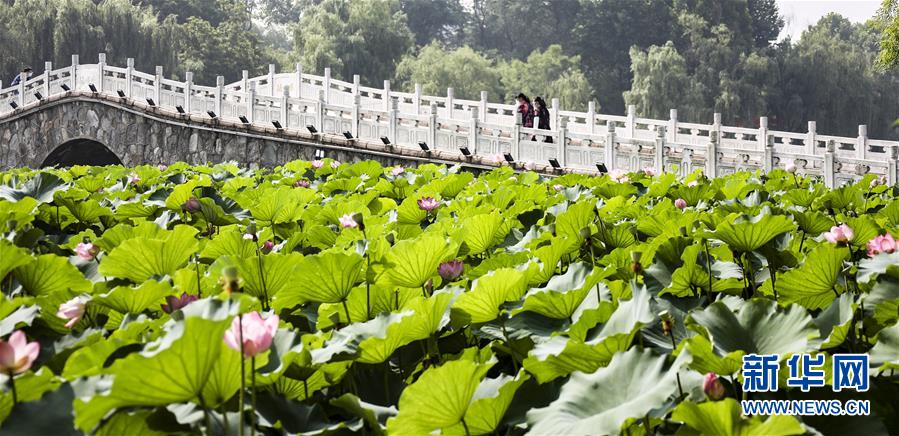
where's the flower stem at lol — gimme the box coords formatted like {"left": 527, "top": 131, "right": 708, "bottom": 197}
{"left": 8, "top": 371, "right": 16, "bottom": 404}
{"left": 250, "top": 356, "right": 257, "bottom": 436}
{"left": 342, "top": 299, "right": 352, "bottom": 324}
{"left": 238, "top": 316, "right": 246, "bottom": 436}
{"left": 255, "top": 247, "right": 269, "bottom": 311}
{"left": 461, "top": 418, "right": 471, "bottom": 436}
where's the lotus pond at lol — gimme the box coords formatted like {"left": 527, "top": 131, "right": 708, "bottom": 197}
{"left": 0, "top": 161, "right": 897, "bottom": 435}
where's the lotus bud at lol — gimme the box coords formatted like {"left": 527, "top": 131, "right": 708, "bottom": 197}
{"left": 703, "top": 373, "right": 727, "bottom": 401}
{"left": 687, "top": 180, "right": 699, "bottom": 187}
{"left": 330, "top": 161, "right": 341, "bottom": 169}
{"left": 417, "top": 197, "right": 440, "bottom": 212}
{"left": 438, "top": 260, "right": 464, "bottom": 281}
{"left": 630, "top": 251, "right": 642, "bottom": 275}
{"left": 311, "top": 160, "right": 324, "bottom": 169}
{"left": 182, "top": 196, "right": 201, "bottom": 213}
{"left": 74, "top": 241, "right": 100, "bottom": 261}
{"left": 659, "top": 310, "right": 673, "bottom": 336}
{"left": 391, "top": 166, "right": 405, "bottom": 177}
{"left": 223, "top": 312, "right": 279, "bottom": 358}
{"left": 260, "top": 240, "right": 274, "bottom": 253}
{"left": 161, "top": 293, "right": 199, "bottom": 314}
{"left": 822, "top": 224, "right": 854, "bottom": 245}
{"left": 785, "top": 161, "right": 797, "bottom": 174}
{"left": 339, "top": 214, "right": 359, "bottom": 229}
{"left": 157, "top": 164, "right": 168, "bottom": 171}
{"left": 219, "top": 266, "right": 241, "bottom": 294}
{"left": 553, "top": 184, "right": 565, "bottom": 191}
{"left": 643, "top": 167, "right": 656, "bottom": 177}
{"left": 294, "top": 179, "right": 310, "bottom": 188}
{"left": 675, "top": 198, "right": 687, "bottom": 210}
{"left": 57, "top": 295, "right": 90, "bottom": 329}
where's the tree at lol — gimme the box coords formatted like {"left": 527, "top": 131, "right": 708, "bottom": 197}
{"left": 293, "top": 0, "right": 414, "bottom": 84}
{"left": 624, "top": 42, "right": 705, "bottom": 121}
{"left": 748, "top": 0, "right": 784, "bottom": 47}
{"left": 874, "top": 0, "right": 899, "bottom": 69}
{"left": 465, "top": 0, "right": 581, "bottom": 59}
{"left": 400, "top": 0, "right": 466, "bottom": 47}
{"left": 393, "top": 43, "right": 502, "bottom": 100}
{"left": 572, "top": 0, "right": 676, "bottom": 114}
{"left": 498, "top": 45, "right": 593, "bottom": 110}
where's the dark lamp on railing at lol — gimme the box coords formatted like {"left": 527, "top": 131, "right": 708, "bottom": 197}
{"left": 88, "top": 84, "right": 98, "bottom": 93}
{"left": 459, "top": 147, "right": 471, "bottom": 157}
{"left": 60, "top": 84, "right": 70, "bottom": 92}
{"left": 239, "top": 115, "right": 250, "bottom": 124}
{"left": 207, "top": 110, "right": 217, "bottom": 119}
{"left": 272, "top": 120, "right": 283, "bottom": 130}
{"left": 9, "top": 101, "right": 18, "bottom": 109}
{"left": 504, "top": 153, "right": 514, "bottom": 163}
{"left": 176, "top": 105, "right": 185, "bottom": 114}
{"left": 595, "top": 163, "right": 608, "bottom": 174}
{"left": 548, "top": 158, "right": 562, "bottom": 169}
{"left": 380, "top": 136, "right": 391, "bottom": 145}
{"left": 117, "top": 90, "right": 126, "bottom": 98}
{"left": 418, "top": 142, "right": 430, "bottom": 152}
{"left": 307, "top": 125, "right": 318, "bottom": 134}
{"left": 343, "top": 132, "right": 354, "bottom": 140}
{"left": 146, "top": 98, "right": 156, "bottom": 107}
{"left": 34, "top": 92, "right": 43, "bottom": 101}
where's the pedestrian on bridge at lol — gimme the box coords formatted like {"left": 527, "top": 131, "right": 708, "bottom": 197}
{"left": 533, "top": 96, "right": 552, "bottom": 142}
{"left": 516, "top": 93, "right": 534, "bottom": 128}
{"left": 11, "top": 67, "right": 33, "bottom": 87}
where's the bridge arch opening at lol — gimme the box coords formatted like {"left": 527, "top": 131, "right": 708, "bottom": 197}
{"left": 41, "top": 139, "right": 122, "bottom": 167}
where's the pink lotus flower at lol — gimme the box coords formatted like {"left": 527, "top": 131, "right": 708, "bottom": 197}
{"left": 161, "top": 293, "right": 199, "bottom": 314}
{"left": 674, "top": 198, "right": 687, "bottom": 210}
{"left": 339, "top": 214, "right": 358, "bottom": 229}
{"left": 823, "top": 224, "right": 854, "bottom": 245}
{"left": 294, "top": 179, "right": 310, "bottom": 188}
{"left": 74, "top": 242, "right": 100, "bottom": 261}
{"left": 553, "top": 184, "right": 565, "bottom": 191}
{"left": 438, "top": 260, "right": 464, "bottom": 281}
{"left": 330, "top": 161, "right": 341, "bottom": 169}
{"left": 0, "top": 331, "right": 40, "bottom": 375}
{"left": 491, "top": 153, "right": 505, "bottom": 164}
{"left": 157, "top": 164, "right": 168, "bottom": 171}
{"left": 243, "top": 233, "right": 255, "bottom": 241}
{"left": 870, "top": 175, "right": 888, "bottom": 188}
{"left": 785, "top": 161, "right": 797, "bottom": 174}
{"left": 703, "top": 373, "right": 726, "bottom": 401}
{"left": 417, "top": 197, "right": 440, "bottom": 212}
{"left": 224, "top": 312, "right": 279, "bottom": 358}
{"left": 391, "top": 166, "right": 405, "bottom": 177}
{"left": 687, "top": 180, "right": 699, "bottom": 187}
{"left": 643, "top": 167, "right": 656, "bottom": 177}
{"left": 57, "top": 295, "right": 90, "bottom": 329}
{"left": 128, "top": 173, "right": 140, "bottom": 185}
{"left": 311, "top": 160, "right": 324, "bottom": 169}
{"left": 867, "top": 234, "right": 897, "bottom": 257}
{"left": 608, "top": 169, "right": 630, "bottom": 183}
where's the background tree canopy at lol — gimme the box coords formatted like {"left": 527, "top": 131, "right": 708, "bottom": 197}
{"left": 0, "top": 0, "right": 897, "bottom": 138}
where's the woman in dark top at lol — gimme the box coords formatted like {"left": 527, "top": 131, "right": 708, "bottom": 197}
{"left": 533, "top": 96, "right": 552, "bottom": 142}
{"left": 516, "top": 93, "right": 534, "bottom": 128}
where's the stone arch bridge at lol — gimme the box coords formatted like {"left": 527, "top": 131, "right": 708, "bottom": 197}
{"left": 1, "top": 54, "right": 897, "bottom": 187}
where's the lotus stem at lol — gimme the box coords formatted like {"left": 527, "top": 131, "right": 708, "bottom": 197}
{"left": 195, "top": 255, "right": 203, "bottom": 297}
{"left": 222, "top": 404, "right": 230, "bottom": 436}
{"left": 362, "top": 227, "right": 371, "bottom": 320}
{"left": 255, "top": 246, "right": 269, "bottom": 311}
{"left": 461, "top": 418, "right": 471, "bottom": 436}
{"left": 199, "top": 394, "right": 213, "bottom": 434}
{"left": 8, "top": 371, "right": 16, "bottom": 404}
{"left": 342, "top": 299, "right": 352, "bottom": 324}
{"left": 238, "top": 316, "right": 246, "bottom": 436}
{"left": 768, "top": 265, "right": 778, "bottom": 300}
{"left": 251, "top": 356, "right": 257, "bottom": 436}
{"left": 798, "top": 231, "right": 806, "bottom": 253}
{"left": 703, "top": 239, "right": 714, "bottom": 303}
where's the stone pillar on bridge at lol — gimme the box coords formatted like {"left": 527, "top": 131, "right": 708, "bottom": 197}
{"left": 604, "top": 123, "right": 616, "bottom": 170}
{"left": 215, "top": 76, "right": 224, "bottom": 117}
{"left": 43, "top": 61, "right": 52, "bottom": 97}
{"left": 512, "top": 112, "right": 522, "bottom": 160}
{"left": 280, "top": 86, "right": 290, "bottom": 128}
{"left": 267, "top": 64, "right": 276, "bottom": 96}
{"left": 315, "top": 89, "right": 324, "bottom": 131}
{"left": 383, "top": 80, "right": 391, "bottom": 112}
{"left": 125, "top": 58, "right": 134, "bottom": 98}
{"left": 706, "top": 130, "right": 718, "bottom": 179}
{"left": 446, "top": 87, "right": 454, "bottom": 120}
{"left": 654, "top": 126, "right": 666, "bottom": 175}
{"left": 763, "top": 133, "right": 775, "bottom": 173}
{"left": 469, "top": 106, "right": 479, "bottom": 154}
{"left": 323, "top": 68, "right": 331, "bottom": 104}
{"left": 246, "top": 81, "right": 256, "bottom": 123}
{"left": 295, "top": 63, "right": 303, "bottom": 99}
{"left": 668, "top": 109, "right": 678, "bottom": 143}
{"left": 557, "top": 116, "right": 568, "bottom": 167}
{"left": 154, "top": 66, "right": 163, "bottom": 105}
{"left": 97, "top": 53, "right": 106, "bottom": 93}
{"left": 805, "top": 121, "right": 817, "bottom": 155}
{"left": 241, "top": 70, "right": 249, "bottom": 93}
{"left": 857, "top": 125, "right": 868, "bottom": 160}
{"left": 625, "top": 105, "right": 636, "bottom": 138}
{"left": 480, "top": 91, "right": 488, "bottom": 122}
{"left": 551, "top": 98, "right": 560, "bottom": 131}
{"left": 587, "top": 101, "right": 596, "bottom": 134}
{"left": 352, "top": 94, "right": 361, "bottom": 138}
{"left": 712, "top": 112, "right": 722, "bottom": 147}
{"left": 70, "top": 54, "right": 79, "bottom": 92}
{"left": 824, "top": 140, "right": 836, "bottom": 188}
{"left": 428, "top": 102, "right": 438, "bottom": 151}
{"left": 184, "top": 71, "right": 193, "bottom": 113}
{"left": 888, "top": 146, "right": 898, "bottom": 186}
{"left": 352, "top": 75, "right": 360, "bottom": 103}
{"left": 759, "top": 116, "right": 769, "bottom": 151}
{"left": 389, "top": 97, "right": 399, "bottom": 144}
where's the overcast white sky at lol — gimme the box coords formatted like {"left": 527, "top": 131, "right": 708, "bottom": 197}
{"left": 777, "top": 0, "right": 882, "bottom": 41}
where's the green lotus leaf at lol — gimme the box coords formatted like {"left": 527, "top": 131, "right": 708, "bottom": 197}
{"left": 199, "top": 226, "right": 258, "bottom": 260}
{"left": 0, "top": 238, "right": 32, "bottom": 283}
{"left": 0, "top": 196, "right": 39, "bottom": 231}
{"left": 56, "top": 196, "right": 112, "bottom": 224}
{"left": 275, "top": 361, "right": 352, "bottom": 401}
{"left": 869, "top": 322, "right": 899, "bottom": 373}
{"left": 454, "top": 268, "right": 527, "bottom": 324}
{"left": 330, "top": 393, "right": 397, "bottom": 436}
{"left": 525, "top": 237, "right": 571, "bottom": 286}
{"left": 776, "top": 244, "right": 849, "bottom": 309}
{"left": 0, "top": 299, "right": 39, "bottom": 336}
{"left": 228, "top": 252, "right": 304, "bottom": 300}
{"left": 14, "top": 254, "right": 91, "bottom": 296}
{"left": 95, "top": 280, "right": 175, "bottom": 314}
{"left": 555, "top": 199, "right": 595, "bottom": 243}
{"left": 711, "top": 211, "right": 796, "bottom": 253}
{"left": 862, "top": 279, "right": 899, "bottom": 326}
{"left": 460, "top": 212, "right": 504, "bottom": 255}
{"left": 442, "top": 372, "right": 530, "bottom": 436}
{"left": 73, "top": 299, "right": 238, "bottom": 432}
{"left": 248, "top": 186, "right": 315, "bottom": 224}
{"left": 163, "top": 178, "right": 208, "bottom": 210}
{"left": 96, "top": 410, "right": 165, "bottom": 436}
{"left": 113, "top": 201, "right": 158, "bottom": 219}
{"left": 0, "top": 172, "right": 67, "bottom": 203}
{"left": 683, "top": 335, "right": 744, "bottom": 376}
{"left": 99, "top": 225, "right": 200, "bottom": 282}
{"left": 858, "top": 252, "right": 899, "bottom": 283}
{"left": 516, "top": 262, "right": 593, "bottom": 320}
{"left": 793, "top": 210, "right": 837, "bottom": 235}
{"left": 387, "top": 358, "right": 494, "bottom": 434}
{"left": 310, "top": 311, "right": 410, "bottom": 364}
{"left": 813, "top": 293, "right": 854, "bottom": 349}
{"left": 95, "top": 221, "right": 170, "bottom": 251}
{"left": 383, "top": 236, "right": 457, "bottom": 289}
{"left": 396, "top": 196, "right": 428, "bottom": 224}
{"left": 273, "top": 251, "right": 363, "bottom": 309}
{"left": 688, "top": 299, "right": 820, "bottom": 357}
{"left": 672, "top": 398, "right": 804, "bottom": 436}
{"left": 0, "top": 367, "right": 65, "bottom": 427}
{"left": 527, "top": 348, "right": 688, "bottom": 435}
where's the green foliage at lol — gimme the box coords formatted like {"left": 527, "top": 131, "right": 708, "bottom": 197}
{"left": 0, "top": 160, "right": 897, "bottom": 434}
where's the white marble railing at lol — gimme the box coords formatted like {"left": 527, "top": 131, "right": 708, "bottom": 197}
{"left": 1, "top": 54, "right": 897, "bottom": 186}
